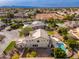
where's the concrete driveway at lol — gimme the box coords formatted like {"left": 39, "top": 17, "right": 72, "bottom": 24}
{"left": 33, "top": 48, "right": 52, "bottom": 57}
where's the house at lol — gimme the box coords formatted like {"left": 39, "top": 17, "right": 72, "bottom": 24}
{"left": 64, "top": 21, "right": 79, "bottom": 28}
{"left": 20, "top": 29, "right": 50, "bottom": 48}
{"left": 0, "top": 21, "right": 5, "bottom": 27}
{"left": 23, "top": 21, "right": 46, "bottom": 29}
{"left": 23, "top": 22, "right": 32, "bottom": 28}
{"left": 0, "top": 30, "right": 19, "bottom": 55}
{"left": 31, "top": 21, "right": 46, "bottom": 29}
{"left": 35, "top": 13, "right": 64, "bottom": 20}
{"left": 0, "top": 21, "right": 6, "bottom": 30}
{"left": 14, "top": 12, "right": 28, "bottom": 18}
{"left": 0, "top": 12, "right": 7, "bottom": 17}
{"left": 56, "top": 23, "right": 67, "bottom": 28}
{"left": 68, "top": 28, "right": 79, "bottom": 39}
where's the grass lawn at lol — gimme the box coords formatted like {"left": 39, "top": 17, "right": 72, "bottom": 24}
{"left": 0, "top": 18, "right": 5, "bottom": 20}
{"left": 47, "top": 31, "right": 56, "bottom": 35}
{"left": 4, "top": 41, "right": 16, "bottom": 53}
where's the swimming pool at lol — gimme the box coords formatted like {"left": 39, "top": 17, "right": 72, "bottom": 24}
{"left": 57, "top": 42, "right": 66, "bottom": 52}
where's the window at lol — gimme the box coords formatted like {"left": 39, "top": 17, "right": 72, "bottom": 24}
{"left": 33, "top": 44, "right": 38, "bottom": 47}
{"left": 37, "top": 40, "right": 40, "bottom": 43}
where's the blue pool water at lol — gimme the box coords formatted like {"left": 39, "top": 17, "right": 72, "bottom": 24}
{"left": 57, "top": 43, "right": 66, "bottom": 52}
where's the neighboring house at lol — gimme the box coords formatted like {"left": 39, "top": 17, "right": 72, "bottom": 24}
{"left": 0, "top": 21, "right": 5, "bottom": 27}
{"left": 19, "top": 29, "right": 50, "bottom": 48}
{"left": 68, "top": 28, "right": 79, "bottom": 39}
{"left": 12, "top": 18, "right": 26, "bottom": 22}
{"left": 0, "top": 12, "right": 7, "bottom": 17}
{"left": 23, "top": 21, "right": 46, "bottom": 29}
{"left": 74, "top": 15, "right": 79, "bottom": 19}
{"left": 23, "top": 22, "right": 32, "bottom": 28}
{"left": 64, "top": 21, "right": 79, "bottom": 28}
{"left": 57, "top": 11, "right": 66, "bottom": 16}
{"left": 31, "top": 21, "right": 46, "bottom": 29}
{"left": 0, "top": 21, "right": 6, "bottom": 30}
{"left": 35, "top": 13, "right": 64, "bottom": 20}
{"left": 14, "top": 12, "right": 28, "bottom": 18}
{"left": 0, "top": 30, "right": 19, "bottom": 55}
{"left": 56, "top": 23, "right": 67, "bottom": 28}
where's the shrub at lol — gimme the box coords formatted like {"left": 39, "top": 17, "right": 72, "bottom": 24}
{"left": 11, "top": 53, "right": 19, "bottom": 59}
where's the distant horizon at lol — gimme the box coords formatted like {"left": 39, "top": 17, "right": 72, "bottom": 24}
{"left": 0, "top": 0, "right": 79, "bottom": 8}
{"left": 1, "top": 5, "right": 79, "bottom": 8}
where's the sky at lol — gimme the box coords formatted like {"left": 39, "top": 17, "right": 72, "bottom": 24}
{"left": 0, "top": 0, "right": 79, "bottom": 7}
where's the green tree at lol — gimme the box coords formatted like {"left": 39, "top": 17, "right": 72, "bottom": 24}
{"left": 58, "top": 27, "right": 68, "bottom": 36}
{"left": 31, "top": 51, "right": 37, "bottom": 57}
{"left": 26, "top": 51, "right": 37, "bottom": 57}
{"left": 11, "top": 53, "right": 19, "bottom": 59}
{"left": 19, "top": 27, "right": 33, "bottom": 37}
{"left": 64, "top": 14, "right": 76, "bottom": 21}
{"left": 47, "top": 18, "right": 64, "bottom": 28}
{"left": 11, "top": 23, "right": 23, "bottom": 29}
{"left": 54, "top": 48, "right": 66, "bottom": 58}
{"left": 10, "top": 20, "right": 23, "bottom": 29}
{"left": 7, "top": 13, "right": 14, "bottom": 18}
{"left": 1, "top": 18, "right": 12, "bottom": 25}
{"left": 66, "top": 39, "right": 77, "bottom": 49}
